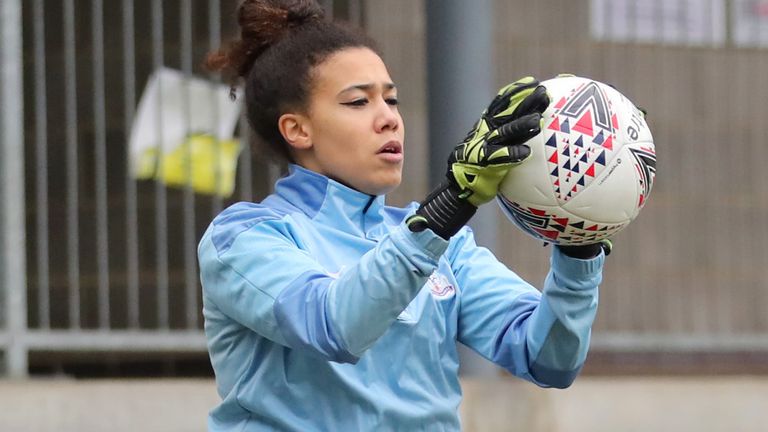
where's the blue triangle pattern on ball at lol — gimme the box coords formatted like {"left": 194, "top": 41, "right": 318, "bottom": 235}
{"left": 592, "top": 130, "right": 605, "bottom": 145}
{"left": 596, "top": 151, "right": 606, "bottom": 166}
{"left": 545, "top": 134, "right": 557, "bottom": 147}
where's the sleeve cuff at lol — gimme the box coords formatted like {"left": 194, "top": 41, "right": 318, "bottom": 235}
{"left": 393, "top": 221, "right": 449, "bottom": 263}
{"left": 551, "top": 246, "right": 604, "bottom": 289}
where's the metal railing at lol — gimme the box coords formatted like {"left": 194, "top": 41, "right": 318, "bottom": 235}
{"left": 3, "top": 0, "right": 768, "bottom": 378}
{"left": 1, "top": 0, "right": 28, "bottom": 378}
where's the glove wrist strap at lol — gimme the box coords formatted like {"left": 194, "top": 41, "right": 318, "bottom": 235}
{"left": 407, "top": 181, "right": 477, "bottom": 240}
{"left": 556, "top": 240, "right": 612, "bottom": 259}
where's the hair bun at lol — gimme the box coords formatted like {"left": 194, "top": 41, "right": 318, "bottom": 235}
{"left": 239, "top": 0, "right": 326, "bottom": 54}
{"left": 286, "top": 2, "right": 325, "bottom": 27}
{"left": 206, "top": 0, "right": 326, "bottom": 80}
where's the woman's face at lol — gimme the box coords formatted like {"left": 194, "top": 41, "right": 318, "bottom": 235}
{"left": 289, "top": 47, "right": 405, "bottom": 196}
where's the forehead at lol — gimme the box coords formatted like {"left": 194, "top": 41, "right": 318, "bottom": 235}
{"left": 311, "top": 48, "right": 393, "bottom": 93}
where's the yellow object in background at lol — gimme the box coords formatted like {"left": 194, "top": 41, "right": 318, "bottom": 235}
{"left": 136, "top": 134, "right": 241, "bottom": 198}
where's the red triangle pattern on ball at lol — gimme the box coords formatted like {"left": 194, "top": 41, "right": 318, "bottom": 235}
{"left": 573, "top": 110, "right": 594, "bottom": 137}
{"left": 544, "top": 81, "right": 620, "bottom": 205}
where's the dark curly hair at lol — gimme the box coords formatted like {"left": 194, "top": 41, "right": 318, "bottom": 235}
{"left": 206, "top": 0, "right": 379, "bottom": 163}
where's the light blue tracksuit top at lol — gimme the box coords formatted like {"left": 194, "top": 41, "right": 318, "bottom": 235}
{"left": 198, "top": 164, "right": 604, "bottom": 431}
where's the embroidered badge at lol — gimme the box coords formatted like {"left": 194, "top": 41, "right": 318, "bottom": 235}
{"left": 428, "top": 272, "right": 455, "bottom": 300}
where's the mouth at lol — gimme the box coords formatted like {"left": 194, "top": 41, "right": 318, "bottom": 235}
{"left": 377, "top": 140, "right": 403, "bottom": 155}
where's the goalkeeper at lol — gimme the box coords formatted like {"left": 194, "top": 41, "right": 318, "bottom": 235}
{"left": 198, "top": 1, "right": 606, "bottom": 430}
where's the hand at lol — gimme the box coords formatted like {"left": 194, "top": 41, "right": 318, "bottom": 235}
{"left": 448, "top": 77, "right": 550, "bottom": 207}
{"left": 406, "top": 77, "right": 550, "bottom": 240}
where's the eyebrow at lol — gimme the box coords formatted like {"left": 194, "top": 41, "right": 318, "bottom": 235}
{"left": 339, "top": 82, "right": 397, "bottom": 95}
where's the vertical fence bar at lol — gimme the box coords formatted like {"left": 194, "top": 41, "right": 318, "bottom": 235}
{"left": 756, "top": 4, "right": 768, "bottom": 333}
{"left": 180, "top": 0, "right": 199, "bottom": 329}
{"left": 64, "top": 0, "right": 81, "bottom": 329}
{"left": 659, "top": 30, "right": 684, "bottom": 334}
{"left": 208, "top": 0, "right": 224, "bottom": 216}
{"left": 152, "top": 0, "right": 170, "bottom": 329}
{"left": 123, "top": 0, "right": 140, "bottom": 329}
{"left": 33, "top": 0, "right": 51, "bottom": 329}
{"left": 92, "top": 0, "right": 110, "bottom": 329}
{"left": 696, "top": 48, "right": 717, "bottom": 334}
{"left": 718, "top": 29, "right": 738, "bottom": 335}
{"left": 1, "top": 0, "right": 28, "bottom": 378}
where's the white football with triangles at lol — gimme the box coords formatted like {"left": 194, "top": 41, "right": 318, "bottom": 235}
{"left": 497, "top": 75, "right": 656, "bottom": 245}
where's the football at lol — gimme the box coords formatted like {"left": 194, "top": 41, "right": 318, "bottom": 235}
{"left": 497, "top": 75, "right": 656, "bottom": 245}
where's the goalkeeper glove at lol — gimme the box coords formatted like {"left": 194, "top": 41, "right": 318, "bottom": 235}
{"left": 407, "top": 77, "right": 550, "bottom": 239}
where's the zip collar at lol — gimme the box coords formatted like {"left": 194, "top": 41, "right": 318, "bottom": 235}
{"left": 270, "top": 164, "right": 387, "bottom": 238}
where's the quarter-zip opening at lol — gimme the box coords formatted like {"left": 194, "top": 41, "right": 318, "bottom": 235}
{"left": 363, "top": 195, "right": 376, "bottom": 214}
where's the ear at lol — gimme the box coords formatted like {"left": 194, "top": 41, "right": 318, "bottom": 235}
{"left": 278, "top": 113, "right": 312, "bottom": 150}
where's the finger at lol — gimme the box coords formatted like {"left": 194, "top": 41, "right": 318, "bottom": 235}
{"left": 487, "top": 78, "right": 541, "bottom": 118}
{"left": 497, "top": 77, "right": 539, "bottom": 98}
{"left": 511, "top": 76, "right": 540, "bottom": 92}
{"left": 494, "top": 112, "right": 542, "bottom": 146}
{"left": 507, "top": 143, "right": 531, "bottom": 163}
{"left": 511, "top": 85, "right": 550, "bottom": 118}
{"left": 486, "top": 94, "right": 511, "bottom": 119}
{"left": 485, "top": 142, "right": 531, "bottom": 164}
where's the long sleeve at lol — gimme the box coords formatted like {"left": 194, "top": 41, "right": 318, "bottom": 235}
{"left": 451, "top": 227, "right": 603, "bottom": 388}
{"left": 198, "top": 203, "right": 449, "bottom": 364}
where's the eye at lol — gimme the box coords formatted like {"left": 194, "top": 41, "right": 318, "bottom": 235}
{"left": 342, "top": 99, "right": 368, "bottom": 107}
{"left": 386, "top": 97, "right": 399, "bottom": 106}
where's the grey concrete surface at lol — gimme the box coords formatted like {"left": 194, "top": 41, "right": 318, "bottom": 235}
{"left": 0, "top": 376, "right": 766, "bottom": 431}
{"left": 461, "top": 376, "right": 768, "bottom": 432}
{"left": 0, "top": 378, "right": 218, "bottom": 432}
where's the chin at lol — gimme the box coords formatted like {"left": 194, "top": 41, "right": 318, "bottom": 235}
{"left": 367, "top": 176, "right": 401, "bottom": 196}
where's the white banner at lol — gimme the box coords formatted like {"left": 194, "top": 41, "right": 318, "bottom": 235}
{"left": 129, "top": 68, "right": 244, "bottom": 197}
{"left": 590, "top": 0, "right": 726, "bottom": 46}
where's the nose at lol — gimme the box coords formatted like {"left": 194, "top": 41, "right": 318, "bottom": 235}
{"left": 374, "top": 100, "right": 400, "bottom": 133}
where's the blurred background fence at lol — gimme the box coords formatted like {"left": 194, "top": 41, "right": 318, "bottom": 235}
{"left": 1, "top": 0, "right": 768, "bottom": 379}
